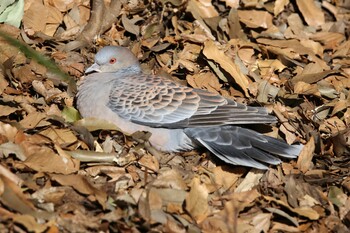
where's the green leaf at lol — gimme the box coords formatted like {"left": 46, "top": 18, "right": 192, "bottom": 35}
{"left": 328, "top": 186, "right": 345, "bottom": 208}
{"left": 0, "top": 0, "right": 24, "bottom": 28}
{"left": 62, "top": 106, "right": 81, "bottom": 123}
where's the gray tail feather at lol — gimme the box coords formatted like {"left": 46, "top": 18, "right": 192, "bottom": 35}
{"left": 184, "top": 126, "right": 303, "bottom": 169}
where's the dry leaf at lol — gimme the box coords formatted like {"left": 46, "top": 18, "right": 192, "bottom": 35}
{"left": 24, "top": 145, "right": 80, "bottom": 174}
{"left": 152, "top": 169, "right": 187, "bottom": 190}
{"left": 186, "top": 0, "right": 219, "bottom": 19}
{"left": 185, "top": 176, "right": 210, "bottom": 223}
{"left": 1, "top": 0, "right": 349, "bottom": 231}
{"left": 296, "top": 0, "right": 325, "bottom": 28}
{"left": 264, "top": 195, "right": 320, "bottom": 220}
{"left": 203, "top": 40, "right": 250, "bottom": 96}
{"left": 138, "top": 153, "right": 159, "bottom": 173}
{"left": 238, "top": 10, "right": 273, "bottom": 29}
{"left": 51, "top": 174, "right": 107, "bottom": 209}
{"left": 294, "top": 81, "right": 320, "bottom": 96}
{"left": 121, "top": 14, "right": 140, "bottom": 36}
{"left": 20, "top": 112, "right": 50, "bottom": 129}
{"left": 220, "top": 0, "right": 239, "bottom": 8}
{"left": 235, "top": 169, "right": 264, "bottom": 192}
{"left": 274, "top": 0, "right": 290, "bottom": 16}
{"left": 39, "top": 128, "right": 77, "bottom": 145}
{"left": 212, "top": 165, "right": 243, "bottom": 191}
{"left": 186, "top": 72, "right": 222, "bottom": 93}
{"left": 0, "top": 175, "right": 37, "bottom": 215}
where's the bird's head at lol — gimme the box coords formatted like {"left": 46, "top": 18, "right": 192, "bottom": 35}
{"left": 85, "top": 46, "right": 141, "bottom": 74}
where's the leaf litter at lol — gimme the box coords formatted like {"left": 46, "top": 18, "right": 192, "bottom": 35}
{"left": 0, "top": 0, "right": 350, "bottom": 232}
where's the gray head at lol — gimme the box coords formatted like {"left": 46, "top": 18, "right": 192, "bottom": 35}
{"left": 85, "top": 46, "right": 141, "bottom": 74}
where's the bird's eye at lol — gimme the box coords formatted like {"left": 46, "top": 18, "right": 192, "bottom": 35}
{"left": 109, "top": 58, "right": 117, "bottom": 64}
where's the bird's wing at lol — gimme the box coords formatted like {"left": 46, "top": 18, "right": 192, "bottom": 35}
{"left": 107, "top": 74, "right": 276, "bottom": 128}
{"left": 184, "top": 126, "right": 302, "bottom": 169}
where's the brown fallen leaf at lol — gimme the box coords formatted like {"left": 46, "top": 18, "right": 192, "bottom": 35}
{"left": 138, "top": 153, "right": 159, "bottom": 173}
{"left": 185, "top": 176, "right": 210, "bottom": 223}
{"left": 251, "top": 213, "right": 272, "bottom": 233}
{"left": 270, "top": 222, "right": 300, "bottom": 232}
{"left": 1, "top": 205, "right": 50, "bottom": 231}
{"left": 297, "top": 136, "right": 315, "bottom": 173}
{"left": 274, "top": 0, "right": 290, "bottom": 16}
{"left": 212, "top": 165, "right": 243, "bottom": 192}
{"left": 121, "top": 14, "right": 140, "bottom": 36}
{"left": 39, "top": 128, "right": 78, "bottom": 145}
{"left": 24, "top": 144, "right": 80, "bottom": 175}
{"left": 19, "top": 112, "right": 50, "bottom": 129}
{"left": 331, "top": 128, "right": 350, "bottom": 156}
{"left": 319, "top": 116, "right": 347, "bottom": 135}
{"left": 186, "top": 72, "right": 222, "bottom": 93}
{"left": 296, "top": 0, "right": 325, "bottom": 28}
{"left": 235, "top": 169, "right": 263, "bottom": 192}
{"left": 310, "top": 32, "right": 346, "bottom": 50}
{"left": 152, "top": 169, "right": 187, "bottom": 190}
{"left": 0, "top": 122, "right": 18, "bottom": 142}
{"left": 264, "top": 195, "right": 320, "bottom": 220}
{"left": 293, "top": 81, "right": 320, "bottom": 96}
{"left": 23, "top": 1, "right": 63, "bottom": 36}
{"left": 186, "top": 0, "right": 219, "bottom": 19}
{"left": 238, "top": 10, "right": 273, "bottom": 29}
{"left": 50, "top": 174, "right": 107, "bottom": 209}
{"left": 257, "top": 38, "right": 329, "bottom": 70}
{"left": 0, "top": 105, "right": 19, "bottom": 117}
{"left": 203, "top": 40, "right": 250, "bottom": 96}
{"left": 291, "top": 70, "right": 343, "bottom": 85}
{"left": 0, "top": 175, "right": 37, "bottom": 216}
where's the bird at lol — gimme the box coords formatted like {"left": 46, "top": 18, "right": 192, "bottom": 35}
{"left": 76, "top": 46, "right": 302, "bottom": 169}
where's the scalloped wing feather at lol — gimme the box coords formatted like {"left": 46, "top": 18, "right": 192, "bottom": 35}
{"left": 107, "top": 73, "right": 276, "bottom": 128}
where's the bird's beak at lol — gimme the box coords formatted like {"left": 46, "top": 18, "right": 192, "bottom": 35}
{"left": 85, "top": 63, "right": 101, "bottom": 74}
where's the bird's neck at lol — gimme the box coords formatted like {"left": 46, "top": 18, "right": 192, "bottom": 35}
{"left": 118, "top": 65, "right": 142, "bottom": 75}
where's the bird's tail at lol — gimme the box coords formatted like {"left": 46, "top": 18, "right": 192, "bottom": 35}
{"left": 184, "top": 126, "right": 303, "bottom": 169}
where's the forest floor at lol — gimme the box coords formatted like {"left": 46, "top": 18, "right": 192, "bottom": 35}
{"left": 0, "top": 0, "right": 349, "bottom": 232}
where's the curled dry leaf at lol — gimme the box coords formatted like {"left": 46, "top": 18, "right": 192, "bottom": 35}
{"left": 264, "top": 195, "right": 320, "bottom": 220}
{"left": 274, "top": 0, "right": 290, "bottom": 16}
{"left": 296, "top": 0, "right": 325, "bottom": 28}
{"left": 238, "top": 10, "right": 273, "bottom": 29}
{"left": 294, "top": 81, "right": 320, "bottom": 96}
{"left": 251, "top": 213, "right": 272, "bottom": 233}
{"left": 257, "top": 80, "right": 280, "bottom": 103}
{"left": 152, "top": 169, "right": 187, "bottom": 190}
{"left": 24, "top": 144, "right": 80, "bottom": 175}
{"left": 0, "top": 122, "right": 18, "bottom": 142}
{"left": 203, "top": 40, "right": 250, "bottom": 96}
{"left": 185, "top": 176, "right": 210, "bottom": 223}
{"left": 50, "top": 174, "right": 107, "bottom": 209}
{"left": 186, "top": 72, "right": 222, "bottom": 93}
{"left": 212, "top": 165, "right": 243, "bottom": 192}
{"left": 138, "top": 153, "right": 159, "bottom": 173}
{"left": 39, "top": 128, "right": 78, "bottom": 145}
{"left": 0, "top": 175, "right": 37, "bottom": 215}
{"left": 235, "top": 169, "right": 264, "bottom": 192}
{"left": 23, "top": 1, "right": 63, "bottom": 36}
{"left": 265, "top": 207, "right": 299, "bottom": 227}
{"left": 186, "top": 0, "right": 219, "bottom": 19}
{"left": 332, "top": 128, "right": 350, "bottom": 156}
{"left": 319, "top": 116, "right": 347, "bottom": 135}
